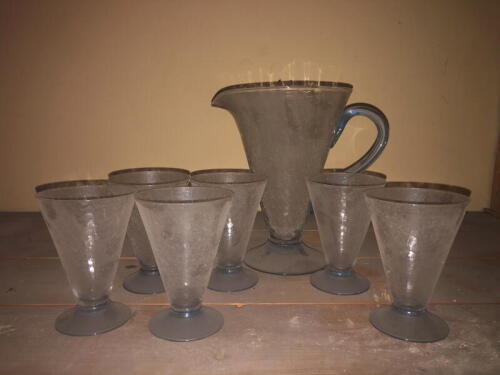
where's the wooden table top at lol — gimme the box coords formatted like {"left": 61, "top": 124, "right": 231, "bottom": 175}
{"left": 0, "top": 212, "right": 499, "bottom": 374}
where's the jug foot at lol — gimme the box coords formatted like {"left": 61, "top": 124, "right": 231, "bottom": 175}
{"left": 149, "top": 306, "right": 224, "bottom": 342}
{"left": 370, "top": 305, "right": 449, "bottom": 343}
{"left": 55, "top": 300, "right": 131, "bottom": 336}
{"left": 123, "top": 268, "right": 165, "bottom": 295}
{"left": 311, "top": 269, "right": 370, "bottom": 295}
{"left": 245, "top": 240, "right": 324, "bottom": 275}
{"left": 208, "top": 266, "right": 258, "bottom": 292}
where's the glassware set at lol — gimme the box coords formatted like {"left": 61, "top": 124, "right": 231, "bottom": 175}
{"left": 35, "top": 80, "right": 470, "bottom": 343}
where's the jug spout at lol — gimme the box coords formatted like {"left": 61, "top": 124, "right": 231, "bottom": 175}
{"left": 211, "top": 83, "right": 276, "bottom": 110}
{"left": 211, "top": 87, "right": 230, "bottom": 110}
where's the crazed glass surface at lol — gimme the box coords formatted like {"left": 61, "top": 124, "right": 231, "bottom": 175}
{"left": 108, "top": 168, "right": 190, "bottom": 268}
{"left": 213, "top": 85, "right": 351, "bottom": 242}
{"left": 212, "top": 82, "right": 389, "bottom": 276}
{"left": 190, "top": 170, "right": 266, "bottom": 268}
{"left": 366, "top": 187, "right": 469, "bottom": 310}
{"left": 136, "top": 187, "right": 232, "bottom": 312}
{"left": 307, "top": 172, "right": 386, "bottom": 270}
{"left": 36, "top": 182, "right": 135, "bottom": 307}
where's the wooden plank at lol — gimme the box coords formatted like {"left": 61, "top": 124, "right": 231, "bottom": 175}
{"left": 0, "top": 304, "right": 498, "bottom": 375}
{"left": 490, "top": 134, "right": 500, "bottom": 214}
{"left": 0, "top": 212, "right": 499, "bottom": 374}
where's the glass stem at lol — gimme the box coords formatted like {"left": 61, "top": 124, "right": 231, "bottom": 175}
{"left": 218, "top": 265, "right": 243, "bottom": 274}
{"left": 326, "top": 266, "right": 353, "bottom": 277}
{"left": 77, "top": 297, "right": 109, "bottom": 311}
{"left": 139, "top": 261, "right": 159, "bottom": 273}
{"left": 392, "top": 305, "right": 426, "bottom": 316}
{"left": 269, "top": 234, "right": 301, "bottom": 246}
{"left": 140, "top": 267, "right": 160, "bottom": 276}
{"left": 170, "top": 304, "right": 202, "bottom": 316}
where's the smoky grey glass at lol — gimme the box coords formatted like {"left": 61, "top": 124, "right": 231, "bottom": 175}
{"left": 35, "top": 180, "right": 135, "bottom": 336}
{"left": 307, "top": 171, "right": 386, "bottom": 295}
{"left": 191, "top": 169, "right": 267, "bottom": 292}
{"left": 136, "top": 186, "right": 232, "bottom": 342}
{"left": 212, "top": 80, "right": 389, "bottom": 275}
{"left": 365, "top": 184, "right": 470, "bottom": 342}
{"left": 108, "top": 167, "right": 190, "bottom": 294}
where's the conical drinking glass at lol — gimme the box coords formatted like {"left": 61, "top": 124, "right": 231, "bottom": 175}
{"left": 191, "top": 169, "right": 267, "bottom": 292}
{"left": 35, "top": 180, "right": 135, "bottom": 336}
{"left": 108, "top": 167, "right": 190, "bottom": 294}
{"left": 307, "top": 171, "right": 386, "bottom": 295}
{"left": 212, "top": 81, "right": 389, "bottom": 275}
{"left": 136, "top": 186, "right": 232, "bottom": 341}
{"left": 365, "top": 184, "right": 470, "bottom": 342}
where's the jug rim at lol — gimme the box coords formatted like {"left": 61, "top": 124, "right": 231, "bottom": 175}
{"left": 212, "top": 80, "right": 353, "bottom": 101}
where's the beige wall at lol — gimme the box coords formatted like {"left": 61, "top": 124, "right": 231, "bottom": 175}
{"left": 1, "top": 0, "right": 498, "bottom": 211}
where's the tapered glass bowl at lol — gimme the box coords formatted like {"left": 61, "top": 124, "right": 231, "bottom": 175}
{"left": 191, "top": 169, "right": 266, "bottom": 292}
{"left": 35, "top": 180, "right": 135, "bottom": 336}
{"left": 108, "top": 167, "right": 190, "bottom": 294}
{"left": 307, "top": 171, "right": 386, "bottom": 295}
{"left": 366, "top": 184, "right": 469, "bottom": 342}
{"left": 136, "top": 186, "right": 232, "bottom": 341}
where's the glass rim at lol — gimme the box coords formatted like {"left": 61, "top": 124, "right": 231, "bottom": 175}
{"left": 322, "top": 169, "right": 387, "bottom": 180}
{"left": 212, "top": 80, "right": 353, "bottom": 100}
{"left": 35, "top": 179, "right": 135, "bottom": 201}
{"left": 191, "top": 169, "right": 267, "bottom": 185}
{"left": 308, "top": 171, "right": 387, "bottom": 188}
{"left": 135, "top": 186, "right": 233, "bottom": 204}
{"left": 108, "top": 167, "right": 190, "bottom": 186}
{"left": 365, "top": 185, "right": 470, "bottom": 206}
{"left": 384, "top": 181, "right": 471, "bottom": 197}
